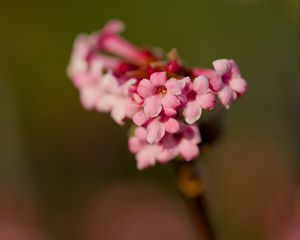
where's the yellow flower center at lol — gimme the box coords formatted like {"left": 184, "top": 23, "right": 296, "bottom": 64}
{"left": 157, "top": 86, "right": 167, "bottom": 96}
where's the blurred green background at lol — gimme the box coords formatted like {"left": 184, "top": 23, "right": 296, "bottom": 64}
{"left": 0, "top": 0, "right": 299, "bottom": 239}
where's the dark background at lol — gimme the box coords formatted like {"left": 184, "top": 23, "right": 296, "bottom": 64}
{"left": 0, "top": 0, "right": 299, "bottom": 239}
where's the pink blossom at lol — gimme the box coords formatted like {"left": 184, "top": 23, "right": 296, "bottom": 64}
{"left": 67, "top": 20, "right": 127, "bottom": 81}
{"left": 158, "top": 124, "right": 201, "bottom": 162}
{"left": 128, "top": 127, "right": 162, "bottom": 170}
{"left": 67, "top": 34, "right": 94, "bottom": 79}
{"left": 213, "top": 59, "right": 247, "bottom": 108}
{"left": 77, "top": 60, "right": 104, "bottom": 109}
{"left": 137, "top": 72, "right": 186, "bottom": 117}
{"left": 133, "top": 111, "right": 180, "bottom": 144}
{"left": 95, "top": 73, "right": 139, "bottom": 125}
{"left": 192, "top": 67, "right": 224, "bottom": 92}
{"left": 183, "top": 76, "right": 216, "bottom": 124}
{"left": 67, "top": 20, "right": 248, "bottom": 170}
{"left": 129, "top": 124, "right": 201, "bottom": 170}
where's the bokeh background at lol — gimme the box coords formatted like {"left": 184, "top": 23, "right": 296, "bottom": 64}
{"left": 0, "top": 0, "right": 299, "bottom": 239}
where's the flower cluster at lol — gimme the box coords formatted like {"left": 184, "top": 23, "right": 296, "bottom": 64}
{"left": 67, "top": 20, "right": 247, "bottom": 170}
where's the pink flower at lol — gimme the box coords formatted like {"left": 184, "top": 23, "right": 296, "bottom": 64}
{"left": 213, "top": 59, "right": 247, "bottom": 108}
{"left": 129, "top": 124, "right": 201, "bottom": 170}
{"left": 67, "top": 20, "right": 248, "bottom": 170}
{"left": 67, "top": 34, "right": 94, "bottom": 79}
{"left": 192, "top": 67, "right": 224, "bottom": 92}
{"left": 95, "top": 73, "right": 139, "bottom": 125}
{"left": 77, "top": 60, "right": 104, "bottom": 109}
{"left": 137, "top": 72, "right": 186, "bottom": 117}
{"left": 128, "top": 127, "right": 162, "bottom": 170}
{"left": 158, "top": 124, "right": 201, "bottom": 162}
{"left": 183, "top": 76, "right": 216, "bottom": 124}
{"left": 67, "top": 24, "right": 121, "bottom": 79}
{"left": 133, "top": 111, "right": 180, "bottom": 144}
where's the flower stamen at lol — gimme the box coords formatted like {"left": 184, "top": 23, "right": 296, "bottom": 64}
{"left": 157, "top": 86, "right": 167, "bottom": 96}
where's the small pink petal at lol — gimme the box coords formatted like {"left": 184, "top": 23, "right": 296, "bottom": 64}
{"left": 80, "top": 87, "right": 98, "bottom": 109}
{"left": 100, "top": 72, "right": 119, "bottom": 92}
{"left": 150, "top": 72, "right": 167, "bottom": 86}
{"left": 128, "top": 136, "right": 142, "bottom": 153}
{"left": 196, "top": 92, "right": 216, "bottom": 110}
{"left": 125, "top": 99, "right": 139, "bottom": 118}
{"left": 188, "top": 125, "right": 202, "bottom": 144}
{"left": 137, "top": 79, "right": 155, "bottom": 98}
{"left": 228, "top": 59, "right": 242, "bottom": 78}
{"left": 146, "top": 119, "right": 165, "bottom": 144}
{"left": 133, "top": 93, "right": 144, "bottom": 104}
{"left": 144, "top": 95, "right": 162, "bottom": 117}
{"left": 218, "top": 86, "right": 233, "bottom": 108}
{"left": 90, "top": 59, "right": 104, "bottom": 76}
{"left": 121, "top": 78, "right": 137, "bottom": 96}
{"left": 111, "top": 102, "right": 126, "bottom": 125}
{"left": 229, "top": 77, "right": 247, "bottom": 94}
{"left": 95, "top": 94, "right": 114, "bottom": 112}
{"left": 165, "top": 118, "right": 180, "bottom": 133}
{"left": 133, "top": 111, "right": 150, "bottom": 126}
{"left": 136, "top": 146, "right": 158, "bottom": 170}
{"left": 156, "top": 136, "right": 178, "bottom": 163}
{"left": 165, "top": 78, "right": 186, "bottom": 95}
{"left": 179, "top": 139, "right": 199, "bottom": 161}
{"left": 193, "top": 76, "right": 209, "bottom": 94}
{"left": 163, "top": 107, "right": 177, "bottom": 117}
{"left": 210, "top": 76, "right": 224, "bottom": 92}
{"left": 213, "top": 59, "right": 230, "bottom": 75}
{"left": 135, "top": 127, "right": 147, "bottom": 140}
{"left": 161, "top": 95, "right": 180, "bottom": 116}
{"left": 74, "top": 72, "right": 92, "bottom": 89}
{"left": 183, "top": 101, "right": 202, "bottom": 124}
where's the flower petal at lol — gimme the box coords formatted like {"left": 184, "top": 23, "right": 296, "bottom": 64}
{"left": 111, "top": 101, "right": 126, "bottom": 125}
{"left": 196, "top": 93, "right": 216, "bottom": 110}
{"left": 74, "top": 72, "right": 93, "bottom": 88}
{"left": 100, "top": 72, "right": 119, "bottom": 92}
{"left": 90, "top": 59, "right": 104, "bottom": 76}
{"left": 229, "top": 77, "right": 247, "bottom": 94}
{"left": 136, "top": 146, "right": 159, "bottom": 170}
{"left": 146, "top": 119, "right": 165, "bottom": 144}
{"left": 179, "top": 139, "right": 199, "bottom": 161}
{"left": 183, "top": 101, "right": 202, "bottom": 124}
{"left": 125, "top": 99, "right": 139, "bottom": 118}
{"left": 128, "top": 136, "right": 142, "bottom": 153}
{"left": 134, "top": 127, "right": 148, "bottom": 141}
{"left": 184, "top": 124, "right": 201, "bottom": 144}
{"left": 137, "top": 79, "right": 155, "bottom": 98}
{"left": 218, "top": 86, "right": 233, "bottom": 108}
{"left": 193, "top": 76, "right": 209, "bottom": 94}
{"left": 95, "top": 94, "right": 114, "bottom": 112}
{"left": 165, "top": 78, "right": 186, "bottom": 95}
{"left": 209, "top": 76, "right": 224, "bottom": 92}
{"left": 144, "top": 95, "right": 162, "bottom": 117}
{"left": 164, "top": 118, "right": 180, "bottom": 133}
{"left": 213, "top": 59, "right": 230, "bottom": 75}
{"left": 80, "top": 87, "right": 98, "bottom": 109}
{"left": 228, "top": 59, "right": 241, "bottom": 78}
{"left": 156, "top": 136, "right": 178, "bottom": 163}
{"left": 162, "top": 95, "right": 180, "bottom": 116}
{"left": 133, "top": 111, "right": 151, "bottom": 126}
{"left": 150, "top": 72, "right": 167, "bottom": 86}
